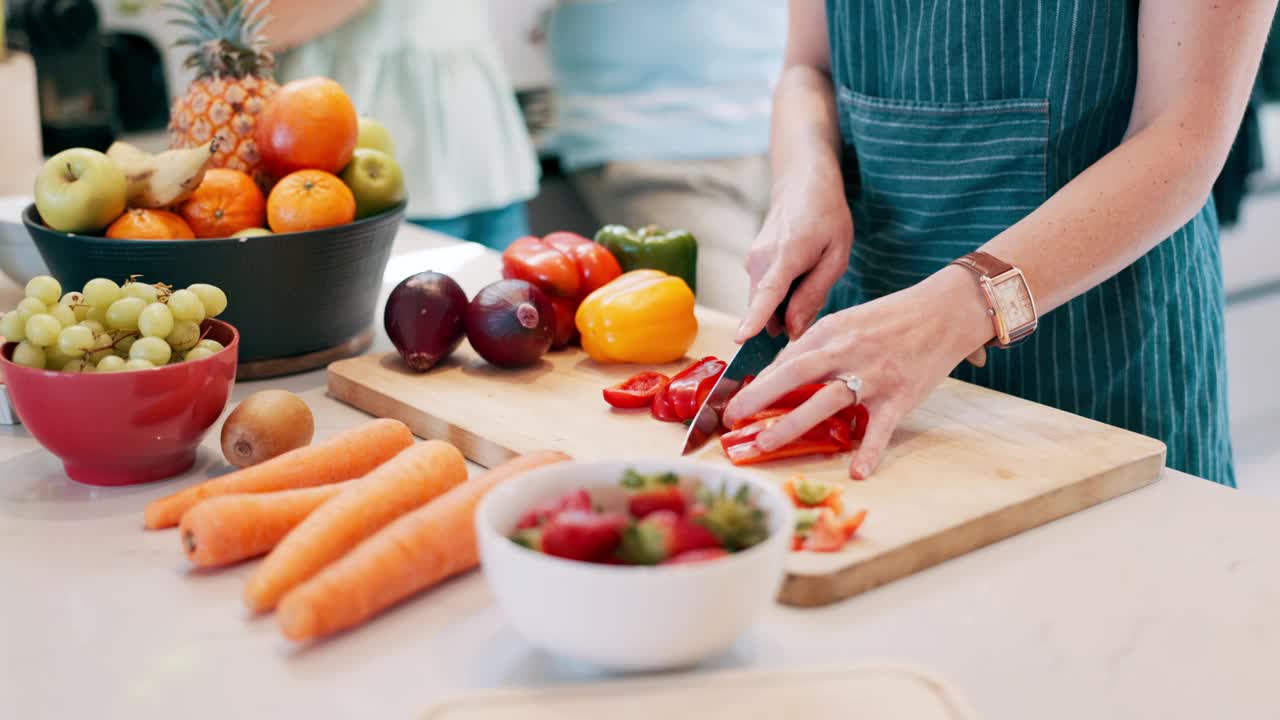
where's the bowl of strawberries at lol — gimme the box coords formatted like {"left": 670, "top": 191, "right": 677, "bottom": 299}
{"left": 476, "top": 459, "right": 794, "bottom": 672}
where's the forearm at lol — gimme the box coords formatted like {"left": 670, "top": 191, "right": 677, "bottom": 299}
{"left": 768, "top": 64, "right": 844, "bottom": 195}
{"left": 263, "top": 0, "right": 372, "bottom": 51}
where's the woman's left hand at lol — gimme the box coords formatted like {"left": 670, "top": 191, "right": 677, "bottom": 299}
{"left": 722, "top": 267, "right": 993, "bottom": 479}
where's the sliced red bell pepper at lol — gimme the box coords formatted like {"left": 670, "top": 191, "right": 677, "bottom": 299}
{"left": 501, "top": 236, "right": 580, "bottom": 299}
{"left": 783, "top": 475, "right": 845, "bottom": 515}
{"left": 665, "top": 356, "right": 727, "bottom": 420}
{"left": 543, "top": 231, "right": 623, "bottom": 299}
{"left": 603, "top": 371, "right": 670, "bottom": 409}
{"left": 720, "top": 413, "right": 853, "bottom": 466}
{"left": 651, "top": 381, "right": 683, "bottom": 422}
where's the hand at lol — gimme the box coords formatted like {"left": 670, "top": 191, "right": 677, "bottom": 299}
{"left": 723, "top": 267, "right": 993, "bottom": 479}
{"left": 736, "top": 167, "right": 854, "bottom": 342}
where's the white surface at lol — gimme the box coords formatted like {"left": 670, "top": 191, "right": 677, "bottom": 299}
{"left": 2, "top": 224, "right": 1280, "bottom": 720}
{"left": 477, "top": 459, "right": 792, "bottom": 671}
{"left": 0, "top": 194, "right": 46, "bottom": 285}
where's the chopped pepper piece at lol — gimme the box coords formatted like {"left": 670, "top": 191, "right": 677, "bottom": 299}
{"left": 603, "top": 371, "right": 671, "bottom": 409}
{"left": 665, "top": 356, "right": 727, "bottom": 420}
{"left": 720, "top": 413, "right": 853, "bottom": 466}
{"left": 576, "top": 270, "right": 698, "bottom": 364}
{"left": 594, "top": 224, "right": 698, "bottom": 295}
{"left": 801, "top": 508, "right": 868, "bottom": 552}
{"left": 783, "top": 476, "right": 845, "bottom": 515}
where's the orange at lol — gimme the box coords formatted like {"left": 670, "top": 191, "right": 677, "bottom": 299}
{"left": 267, "top": 170, "right": 356, "bottom": 234}
{"left": 254, "top": 77, "right": 358, "bottom": 178}
{"left": 105, "top": 209, "right": 196, "bottom": 240}
{"left": 179, "top": 168, "right": 266, "bottom": 238}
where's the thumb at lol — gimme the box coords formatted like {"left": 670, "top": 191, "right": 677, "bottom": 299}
{"left": 848, "top": 406, "right": 902, "bottom": 480}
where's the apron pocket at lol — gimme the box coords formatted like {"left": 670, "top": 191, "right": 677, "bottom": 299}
{"left": 837, "top": 87, "right": 1050, "bottom": 290}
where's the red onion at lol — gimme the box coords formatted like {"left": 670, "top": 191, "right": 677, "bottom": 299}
{"left": 465, "top": 280, "right": 554, "bottom": 368}
{"left": 384, "top": 271, "right": 468, "bottom": 371}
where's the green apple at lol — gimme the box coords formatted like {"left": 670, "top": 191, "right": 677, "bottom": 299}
{"left": 231, "top": 227, "right": 273, "bottom": 238}
{"left": 34, "top": 148, "right": 127, "bottom": 234}
{"left": 355, "top": 116, "right": 396, "bottom": 156}
{"left": 341, "top": 148, "right": 405, "bottom": 219}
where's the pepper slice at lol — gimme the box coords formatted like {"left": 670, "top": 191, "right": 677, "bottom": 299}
{"left": 720, "top": 413, "right": 853, "bottom": 466}
{"left": 665, "top": 356, "right": 727, "bottom": 420}
{"left": 603, "top": 371, "right": 670, "bottom": 409}
{"left": 801, "top": 508, "right": 868, "bottom": 552}
{"left": 651, "top": 383, "right": 683, "bottom": 422}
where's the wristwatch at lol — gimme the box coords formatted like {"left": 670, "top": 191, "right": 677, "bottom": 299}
{"left": 949, "top": 251, "right": 1038, "bottom": 349}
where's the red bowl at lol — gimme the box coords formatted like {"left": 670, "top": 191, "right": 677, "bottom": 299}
{"left": 0, "top": 319, "right": 239, "bottom": 486}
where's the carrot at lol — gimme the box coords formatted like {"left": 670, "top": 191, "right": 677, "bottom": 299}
{"left": 277, "top": 450, "right": 571, "bottom": 642}
{"left": 179, "top": 483, "right": 352, "bottom": 568}
{"left": 144, "top": 418, "right": 413, "bottom": 529}
{"left": 244, "top": 440, "right": 468, "bottom": 613}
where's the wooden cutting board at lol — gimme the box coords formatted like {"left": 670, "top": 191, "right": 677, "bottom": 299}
{"left": 422, "top": 663, "right": 980, "bottom": 719}
{"left": 328, "top": 308, "right": 1165, "bottom": 607}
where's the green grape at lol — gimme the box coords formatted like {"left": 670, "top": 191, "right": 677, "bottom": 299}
{"left": 123, "top": 358, "right": 156, "bottom": 371}
{"left": 96, "top": 355, "right": 127, "bottom": 373}
{"left": 12, "top": 341, "right": 46, "bottom": 369}
{"left": 122, "top": 282, "right": 160, "bottom": 304}
{"left": 84, "top": 305, "right": 108, "bottom": 326}
{"left": 195, "top": 339, "right": 225, "bottom": 353}
{"left": 82, "top": 278, "right": 122, "bottom": 308}
{"left": 184, "top": 347, "right": 216, "bottom": 362}
{"left": 61, "top": 358, "right": 93, "bottom": 373}
{"left": 188, "top": 284, "right": 227, "bottom": 318}
{"left": 16, "top": 297, "right": 46, "bottom": 322}
{"left": 105, "top": 297, "right": 147, "bottom": 331}
{"left": 24, "top": 314, "right": 62, "bottom": 346}
{"left": 0, "top": 312, "right": 25, "bottom": 342}
{"left": 138, "top": 302, "right": 175, "bottom": 339}
{"left": 24, "top": 276, "right": 61, "bottom": 306}
{"left": 79, "top": 320, "right": 105, "bottom": 334}
{"left": 130, "top": 336, "right": 172, "bottom": 366}
{"left": 114, "top": 334, "right": 137, "bottom": 354}
{"left": 87, "top": 346, "right": 115, "bottom": 364}
{"left": 166, "top": 289, "right": 206, "bottom": 323}
{"left": 60, "top": 291, "right": 91, "bottom": 321}
{"left": 165, "top": 320, "right": 201, "bottom": 352}
{"left": 57, "top": 325, "right": 95, "bottom": 357}
{"left": 49, "top": 304, "right": 77, "bottom": 328}
{"left": 44, "top": 344, "right": 75, "bottom": 370}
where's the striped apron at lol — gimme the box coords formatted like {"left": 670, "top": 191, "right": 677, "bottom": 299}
{"left": 824, "top": 0, "right": 1234, "bottom": 485}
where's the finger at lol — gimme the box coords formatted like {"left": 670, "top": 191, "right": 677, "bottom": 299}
{"left": 756, "top": 381, "right": 855, "bottom": 451}
{"left": 848, "top": 405, "right": 902, "bottom": 480}
{"left": 785, "top": 244, "right": 849, "bottom": 338}
{"left": 723, "top": 352, "right": 831, "bottom": 426}
{"left": 736, "top": 263, "right": 799, "bottom": 343}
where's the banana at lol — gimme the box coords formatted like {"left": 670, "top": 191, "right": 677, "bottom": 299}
{"left": 106, "top": 140, "right": 217, "bottom": 209}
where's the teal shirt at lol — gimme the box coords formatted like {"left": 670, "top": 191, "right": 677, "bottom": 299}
{"left": 547, "top": 0, "right": 785, "bottom": 171}
{"left": 823, "top": 0, "right": 1233, "bottom": 485}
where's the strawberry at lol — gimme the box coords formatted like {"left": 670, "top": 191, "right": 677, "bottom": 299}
{"left": 618, "top": 509, "right": 722, "bottom": 565}
{"left": 541, "top": 510, "right": 628, "bottom": 562}
{"left": 516, "top": 488, "right": 593, "bottom": 529}
{"left": 662, "top": 548, "right": 730, "bottom": 565}
{"left": 799, "top": 508, "right": 868, "bottom": 553}
{"left": 619, "top": 469, "right": 686, "bottom": 518}
{"left": 694, "top": 484, "right": 769, "bottom": 552}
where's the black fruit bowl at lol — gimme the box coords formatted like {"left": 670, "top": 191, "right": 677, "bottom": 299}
{"left": 22, "top": 200, "right": 405, "bottom": 365}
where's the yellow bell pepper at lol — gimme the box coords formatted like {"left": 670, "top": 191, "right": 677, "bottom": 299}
{"left": 575, "top": 270, "right": 698, "bottom": 364}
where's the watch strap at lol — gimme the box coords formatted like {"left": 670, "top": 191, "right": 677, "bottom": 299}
{"left": 949, "top": 250, "right": 1013, "bottom": 281}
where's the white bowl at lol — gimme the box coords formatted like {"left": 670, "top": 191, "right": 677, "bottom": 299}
{"left": 476, "top": 458, "right": 794, "bottom": 672}
{"left": 0, "top": 196, "right": 47, "bottom": 285}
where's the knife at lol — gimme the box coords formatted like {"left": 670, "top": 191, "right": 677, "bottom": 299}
{"left": 680, "top": 279, "right": 801, "bottom": 455}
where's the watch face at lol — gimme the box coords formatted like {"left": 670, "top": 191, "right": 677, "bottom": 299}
{"left": 993, "top": 275, "right": 1035, "bottom": 329}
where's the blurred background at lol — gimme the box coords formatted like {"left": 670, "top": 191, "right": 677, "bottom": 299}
{"left": 2, "top": 0, "right": 1278, "bottom": 493}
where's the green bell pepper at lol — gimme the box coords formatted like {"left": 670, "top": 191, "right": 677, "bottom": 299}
{"left": 593, "top": 224, "right": 698, "bottom": 295}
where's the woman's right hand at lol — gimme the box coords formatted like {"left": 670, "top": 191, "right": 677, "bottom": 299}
{"left": 736, "top": 164, "right": 854, "bottom": 343}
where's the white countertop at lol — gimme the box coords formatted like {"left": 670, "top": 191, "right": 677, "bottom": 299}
{"left": 2, "top": 225, "right": 1278, "bottom": 720}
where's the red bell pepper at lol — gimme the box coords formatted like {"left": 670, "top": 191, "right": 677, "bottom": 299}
{"left": 724, "top": 381, "right": 869, "bottom": 441}
{"left": 502, "top": 232, "right": 624, "bottom": 348}
{"left": 603, "top": 371, "right": 670, "bottom": 409}
{"left": 801, "top": 508, "right": 867, "bottom": 552}
{"left": 720, "top": 412, "right": 853, "bottom": 466}
{"left": 651, "top": 383, "right": 683, "bottom": 422}
{"left": 664, "top": 356, "right": 727, "bottom": 420}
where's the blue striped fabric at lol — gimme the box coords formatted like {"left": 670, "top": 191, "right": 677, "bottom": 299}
{"left": 823, "top": 0, "right": 1233, "bottom": 485}
{"left": 546, "top": 0, "right": 785, "bottom": 171}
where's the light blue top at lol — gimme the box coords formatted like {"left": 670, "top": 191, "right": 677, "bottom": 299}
{"left": 277, "top": 0, "right": 540, "bottom": 219}
{"left": 547, "top": 0, "right": 786, "bottom": 171}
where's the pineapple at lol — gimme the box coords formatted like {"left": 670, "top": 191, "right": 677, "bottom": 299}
{"left": 166, "top": 0, "right": 278, "bottom": 188}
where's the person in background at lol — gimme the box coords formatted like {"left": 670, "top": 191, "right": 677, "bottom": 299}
{"left": 545, "top": 0, "right": 786, "bottom": 314}
{"left": 266, "top": 0, "right": 540, "bottom": 250}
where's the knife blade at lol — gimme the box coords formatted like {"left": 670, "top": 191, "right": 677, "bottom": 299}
{"left": 680, "top": 279, "right": 801, "bottom": 455}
